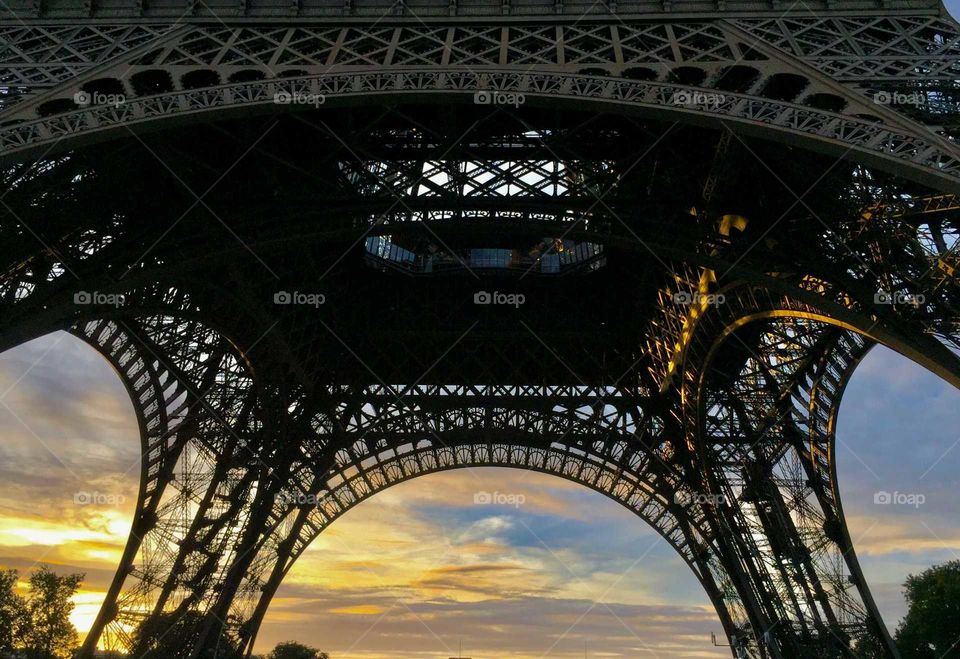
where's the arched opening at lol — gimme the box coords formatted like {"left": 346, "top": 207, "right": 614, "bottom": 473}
{"left": 80, "top": 77, "right": 126, "bottom": 99}
{"left": 0, "top": 332, "right": 140, "bottom": 643}
{"left": 228, "top": 69, "right": 268, "bottom": 83}
{"left": 130, "top": 69, "right": 175, "bottom": 96}
{"left": 667, "top": 65, "right": 707, "bottom": 87}
{"left": 181, "top": 69, "right": 221, "bottom": 90}
{"left": 258, "top": 468, "right": 727, "bottom": 657}
{"left": 279, "top": 69, "right": 310, "bottom": 78}
{"left": 621, "top": 66, "right": 658, "bottom": 81}
{"left": 836, "top": 346, "right": 960, "bottom": 638}
{"left": 36, "top": 98, "right": 79, "bottom": 117}
{"left": 759, "top": 73, "right": 809, "bottom": 102}
{"left": 804, "top": 92, "right": 848, "bottom": 113}
{"left": 577, "top": 66, "right": 610, "bottom": 77}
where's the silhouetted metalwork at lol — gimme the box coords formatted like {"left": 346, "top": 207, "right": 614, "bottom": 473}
{"left": 1, "top": 1, "right": 958, "bottom": 657}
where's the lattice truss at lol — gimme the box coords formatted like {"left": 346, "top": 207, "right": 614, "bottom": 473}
{"left": 342, "top": 154, "right": 615, "bottom": 201}
{"left": 0, "top": 23, "right": 180, "bottom": 108}
{"left": 684, "top": 309, "right": 876, "bottom": 654}
{"left": 731, "top": 16, "right": 960, "bottom": 80}
{"left": 340, "top": 145, "right": 619, "bottom": 252}
{"left": 1, "top": 15, "right": 959, "bottom": 187}
{"left": 2, "top": 15, "right": 959, "bottom": 87}
{"left": 644, "top": 196, "right": 959, "bottom": 656}
{"left": 814, "top": 179, "right": 960, "bottom": 354}
{"left": 69, "top": 316, "right": 255, "bottom": 653}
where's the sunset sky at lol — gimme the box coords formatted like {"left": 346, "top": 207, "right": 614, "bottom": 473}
{"left": 2, "top": 3, "right": 960, "bottom": 656}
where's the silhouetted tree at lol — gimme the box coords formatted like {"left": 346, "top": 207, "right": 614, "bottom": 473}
{"left": 20, "top": 565, "right": 84, "bottom": 659}
{"left": 851, "top": 623, "right": 890, "bottom": 658}
{"left": 0, "top": 568, "right": 25, "bottom": 654}
{"left": 896, "top": 560, "right": 960, "bottom": 658}
{"left": 268, "top": 641, "right": 329, "bottom": 659}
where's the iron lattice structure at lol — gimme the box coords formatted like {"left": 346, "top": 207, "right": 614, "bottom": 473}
{"left": 1, "top": 0, "right": 959, "bottom": 657}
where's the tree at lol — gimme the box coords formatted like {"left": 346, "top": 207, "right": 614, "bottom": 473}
{"left": 20, "top": 565, "right": 84, "bottom": 659}
{"left": 896, "top": 560, "right": 960, "bottom": 658}
{"left": 851, "top": 623, "right": 890, "bottom": 659}
{"left": 0, "top": 568, "right": 26, "bottom": 654}
{"left": 268, "top": 641, "right": 329, "bottom": 659}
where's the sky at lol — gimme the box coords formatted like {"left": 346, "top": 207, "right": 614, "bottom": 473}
{"left": 0, "top": 330, "right": 958, "bottom": 659}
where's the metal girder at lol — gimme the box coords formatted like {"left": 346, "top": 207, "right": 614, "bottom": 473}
{"left": 0, "top": 13, "right": 959, "bottom": 189}
{"left": 69, "top": 316, "right": 257, "bottom": 655}
{"left": 677, "top": 286, "right": 894, "bottom": 657}
{"left": 0, "top": 0, "right": 948, "bottom": 19}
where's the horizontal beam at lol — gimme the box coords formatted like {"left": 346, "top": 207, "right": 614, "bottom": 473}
{"left": 0, "top": 1, "right": 945, "bottom": 22}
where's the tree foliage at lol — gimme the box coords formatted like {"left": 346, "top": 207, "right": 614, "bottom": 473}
{"left": 22, "top": 565, "right": 84, "bottom": 659}
{"left": 896, "top": 560, "right": 960, "bottom": 658}
{"left": 851, "top": 623, "right": 890, "bottom": 658}
{"left": 0, "top": 569, "right": 25, "bottom": 654}
{"left": 267, "top": 641, "right": 329, "bottom": 659}
{"left": 0, "top": 565, "right": 83, "bottom": 659}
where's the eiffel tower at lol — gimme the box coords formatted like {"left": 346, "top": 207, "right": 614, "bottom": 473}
{"left": 1, "top": 0, "right": 959, "bottom": 656}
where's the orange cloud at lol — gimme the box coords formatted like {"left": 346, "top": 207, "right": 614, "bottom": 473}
{"left": 330, "top": 605, "right": 386, "bottom": 616}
